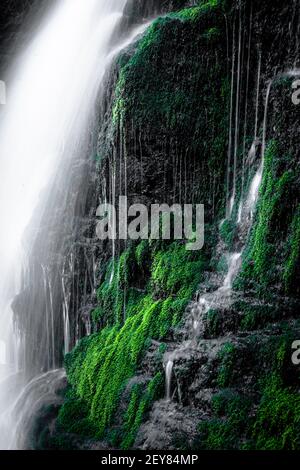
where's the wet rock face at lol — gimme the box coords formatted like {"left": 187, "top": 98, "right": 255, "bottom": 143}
{"left": 47, "top": 0, "right": 300, "bottom": 450}
{"left": 98, "top": 5, "right": 229, "bottom": 224}
{"left": 136, "top": 400, "right": 203, "bottom": 450}
{"left": 3, "top": 0, "right": 300, "bottom": 451}
{"left": 130, "top": 0, "right": 300, "bottom": 450}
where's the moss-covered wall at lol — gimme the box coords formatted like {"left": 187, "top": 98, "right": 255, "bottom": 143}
{"left": 57, "top": 239, "right": 208, "bottom": 448}
{"left": 47, "top": 0, "right": 300, "bottom": 450}
{"left": 236, "top": 78, "right": 300, "bottom": 298}
{"left": 101, "top": 0, "right": 229, "bottom": 221}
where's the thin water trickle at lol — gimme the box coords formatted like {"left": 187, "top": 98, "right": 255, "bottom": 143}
{"left": 221, "top": 253, "right": 242, "bottom": 291}
{"left": 254, "top": 51, "right": 262, "bottom": 141}
{"left": 165, "top": 360, "right": 174, "bottom": 402}
{"left": 231, "top": 8, "right": 243, "bottom": 215}
{"left": 226, "top": 22, "right": 236, "bottom": 218}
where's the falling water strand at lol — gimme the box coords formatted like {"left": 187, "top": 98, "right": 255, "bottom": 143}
{"left": 262, "top": 81, "right": 273, "bottom": 160}
{"left": 221, "top": 253, "right": 242, "bottom": 291}
{"left": 41, "top": 265, "right": 51, "bottom": 370}
{"left": 226, "top": 22, "right": 236, "bottom": 217}
{"left": 47, "top": 273, "right": 56, "bottom": 369}
{"left": 62, "top": 262, "right": 71, "bottom": 356}
{"left": 110, "top": 157, "right": 116, "bottom": 284}
{"left": 246, "top": 78, "right": 274, "bottom": 220}
{"left": 254, "top": 50, "right": 262, "bottom": 141}
{"left": 230, "top": 7, "right": 243, "bottom": 217}
{"left": 240, "top": 4, "right": 253, "bottom": 203}
{"left": 165, "top": 360, "right": 174, "bottom": 401}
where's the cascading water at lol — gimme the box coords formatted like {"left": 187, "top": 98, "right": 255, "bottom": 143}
{"left": 0, "top": 0, "right": 151, "bottom": 450}
{"left": 165, "top": 360, "right": 174, "bottom": 402}
{"left": 163, "top": 75, "right": 274, "bottom": 402}
{"left": 1, "top": 369, "right": 66, "bottom": 450}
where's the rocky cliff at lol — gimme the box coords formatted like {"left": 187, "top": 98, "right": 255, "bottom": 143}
{"left": 9, "top": 0, "right": 300, "bottom": 450}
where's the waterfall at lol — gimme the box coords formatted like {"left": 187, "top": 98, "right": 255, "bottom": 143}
{"left": 221, "top": 253, "right": 242, "bottom": 291}
{"left": 165, "top": 360, "right": 174, "bottom": 402}
{"left": 245, "top": 77, "right": 276, "bottom": 221}
{"left": 0, "top": 0, "right": 149, "bottom": 450}
{"left": 2, "top": 369, "right": 66, "bottom": 450}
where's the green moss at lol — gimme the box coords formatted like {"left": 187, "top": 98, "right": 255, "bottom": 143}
{"left": 253, "top": 374, "right": 300, "bottom": 450}
{"left": 171, "top": 1, "right": 222, "bottom": 22}
{"left": 135, "top": 239, "right": 151, "bottom": 271}
{"left": 217, "top": 342, "right": 236, "bottom": 388}
{"left": 56, "top": 388, "right": 97, "bottom": 437}
{"left": 112, "top": 1, "right": 229, "bottom": 217}
{"left": 151, "top": 242, "right": 206, "bottom": 299}
{"left": 198, "top": 390, "right": 252, "bottom": 450}
{"left": 284, "top": 205, "right": 300, "bottom": 294}
{"left": 236, "top": 140, "right": 298, "bottom": 296}
{"left": 64, "top": 299, "right": 166, "bottom": 439}
{"left": 121, "top": 373, "right": 164, "bottom": 449}
{"left": 205, "top": 309, "right": 220, "bottom": 336}
{"left": 219, "top": 219, "right": 236, "bottom": 249}
{"left": 196, "top": 332, "right": 300, "bottom": 450}
{"left": 61, "top": 241, "right": 207, "bottom": 442}
{"left": 237, "top": 301, "right": 280, "bottom": 331}
{"left": 94, "top": 246, "right": 144, "bottom": 326}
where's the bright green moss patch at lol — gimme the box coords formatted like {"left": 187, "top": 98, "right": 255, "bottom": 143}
{"left": 253, "top": 374, "right": 300, "bottom": 450}
{"left": 284, "top": 205, "right": 300, "bottom": 294}
{"left": 198, "top": 375, "right": 300, "bottom": 450}
{"left": 61, "top": 240, "right": 207, "bottom": 444}
{"left": 219, "top": 219, "right": 236, "bottom": 249}
{"left": 151, "top": 242, "right": 206, "bottom": 299}
{"left": 65, "top": 302, "right": 170, "bottom": 439}
{"left": 254, "top": 335, "right": 298, "bottom": 444}
{"left": 197, "top": 333, "right": 300, "bottom": 450}
{"left": 236, "top": 140, "right": 299, "bottom": 296}
{"left": 111, "top": 1, "right": 229, "bottom": 217}
{"left": 121, "top": 373, "right": 164, "bottom": 449}
{"left": 93, "top": 246, "right": 146, "bottom": 326}
{"left": 247, "top": 142, "right": 291, "bottom": 281}
{"left": 171, "top": 1, "right": 221, "bottom": 22}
